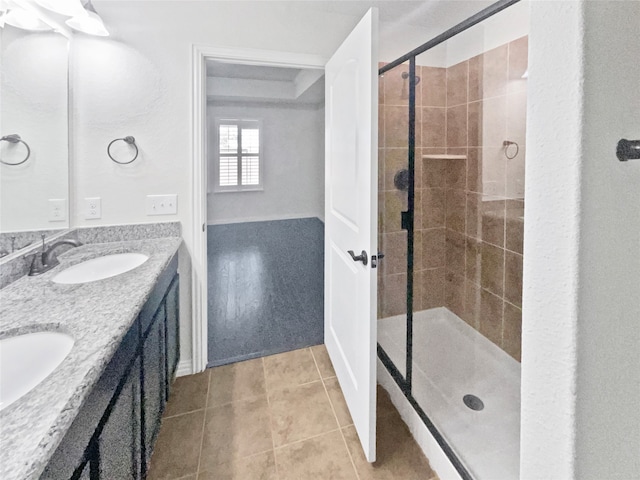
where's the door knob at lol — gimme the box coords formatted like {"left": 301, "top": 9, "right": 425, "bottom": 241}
{"left": 348, "top": 250, "right": 368, "bottom": 266}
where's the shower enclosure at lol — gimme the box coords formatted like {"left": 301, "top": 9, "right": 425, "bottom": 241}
{"left": 377, "top": 1, "right": 528, "bottom": 479}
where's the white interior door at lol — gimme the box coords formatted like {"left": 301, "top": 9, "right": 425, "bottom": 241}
{"left": 324, "top": 8, "right": 378, "bottom": 463}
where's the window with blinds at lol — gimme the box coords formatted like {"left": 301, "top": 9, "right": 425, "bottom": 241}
{"left": 217, "top": 119, "right": 261, "bottom": 190}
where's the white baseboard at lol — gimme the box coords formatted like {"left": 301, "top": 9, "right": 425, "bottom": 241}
{"left": 377, "top": 359, "right": 463, "bottom": 480}
{"left": 176, "top": 359, "right": 193, "bottom": 377}
{"left": 207, "top": 213, "right": 323, "bottom": 225}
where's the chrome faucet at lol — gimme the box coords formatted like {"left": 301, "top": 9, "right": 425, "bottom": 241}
{"left": 25, "top": 237, "right": 83, "bottom": 276}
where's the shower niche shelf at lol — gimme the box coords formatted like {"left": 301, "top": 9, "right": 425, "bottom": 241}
{"left": 422, "top": 154, "right": 467, "bottom": 160}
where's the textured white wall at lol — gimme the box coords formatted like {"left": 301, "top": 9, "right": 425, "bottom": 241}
{"left": 522, "top": 1, "right": 640, "bottom": 478}
{"left": 207, "top": 102, "right": 324, "bottom": 225}
{"left": 575, "top": 1, "right": 640, "bottom": 477}
{"left": 1, "top": 29, "right": 68, "bottom": 232}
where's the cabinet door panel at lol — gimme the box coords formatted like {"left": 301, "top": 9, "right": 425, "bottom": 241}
{"left": 99, "top": 357, "right": 142, "bottom": 479}
{"left": 142, "top": 304, "right": 166, "bottom": 466}
{"left": 165, "top": 275, "right": 180, "bottom": 395}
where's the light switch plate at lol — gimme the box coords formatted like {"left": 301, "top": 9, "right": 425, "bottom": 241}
{"left": 146, "top": 194, "right": 178, "bottom": 216}
{"left": 48, "top": 199, "right": 67, "bottom": 222}
{"left": 85, "top": 197, "right": 101, "bottom": 219}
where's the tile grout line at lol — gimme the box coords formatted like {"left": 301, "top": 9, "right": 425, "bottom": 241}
{"left": 338, "top": 425, "right": 362, "bottom": 480}
{"left": 195, "top": 369, "right": 212, "bottom": 477}
{"left": 262, "top": 356, "right": 280, "bottom": 480}
{"left": 273, "top": 427, "right": 344, "bottom": 451}
{"left": 312, "top": 348, "right": 361, "bottom": 480}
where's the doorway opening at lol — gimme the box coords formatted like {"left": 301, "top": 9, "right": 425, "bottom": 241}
{"left": 203, "top": 60, "right": 326, "bottom": 367}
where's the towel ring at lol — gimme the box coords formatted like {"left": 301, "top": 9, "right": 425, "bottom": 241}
{"left": 108, "top": 136, "right": 139, "bottom": 164}
{"left": 503, "top": 140, "right": 519, "bottom": 160}
{"left": 0, "top": 134, "right": 31, "bottom": 166}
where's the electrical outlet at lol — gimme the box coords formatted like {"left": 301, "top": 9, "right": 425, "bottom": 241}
{"left": 85, "top": 197, "right": 102, "bottom": 219}
{"left": 48, "top": 199, "right": 67, "bottom": 222}
{"left": 146, "top": 194, "right": 178, "bottom": 216}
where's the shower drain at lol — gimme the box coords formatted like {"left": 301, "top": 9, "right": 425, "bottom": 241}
{"left": 463, "top": 394, "right": 485, "bottom": 411}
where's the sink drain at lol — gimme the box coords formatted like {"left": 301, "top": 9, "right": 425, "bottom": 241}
{"left": 463, "top": 394, "right": 484, "bottom": 411}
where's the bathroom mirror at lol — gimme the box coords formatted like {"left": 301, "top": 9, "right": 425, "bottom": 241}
{"left": 0, "top": 24, "right": 70, "bottom": 258}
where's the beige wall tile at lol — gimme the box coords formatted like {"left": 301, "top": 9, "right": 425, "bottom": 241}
{"left": 444, "top": 271, "right": 465, "bottom": 318}
{"left": 445, "top": 189, "right": 466, "bottom": 234}
{"left": 508, "top": 35, "right": 529, "bottom": 92}
{"left": 467, "top": 100, "right": 482, "bottom": 148}
{"left": 380, "top": 273, "right": 407, "bottom": 317}
{"left": 421, "top": 107, "right": 446, "bottom": 148}
{"left": 446, "top": 60, "right": 468, "bottom": 107}
{"left": 504, "top": 251, "right": 523, "bottom": 307}
{"left": 421, "top": 66, "right": 447, "bottom": 107}
{"left": 463, "top": 281, "right": 481, "bottom": 330}
{"left": 445, "top": 157, "right": 467, "bottom": 190}
{"left": 384, "top": 106, "right": 409, "bottom": 148}
{"left": 503, "top": 302, "right": 522, "bottom": 362}
{"left": 443, "top": 233, "right": 465, "bottom": 283}
{"left": 481, "top": 95, "right": 508, "bottom": 148}
{"left": 466, "top": 192, "right": 480, "bottom": 239}
{"left": 506, "top": 90, "right": 527, "bottom": 149}
{"left": 422, "top": 157, "right": 446, "bottom": 188}
{"left": 466, "top": 148, "right": 482, "bottom": 193}
{"left": 481, "top": 199, "right": 506, "bottom": 247}
{"left": 480, "top": 242, "right": 505, "bottom": 296}
{"left": 468, "top": 54, "right": 482, "bottom": 103}
{"left": 480, "top": 44, "right": 508, "bottom": 99}
{"left": 465, "top": 236, "right": 481, "bottom": 285}
{"left": 445, "top": 229, "right": 466, "bottom": 276}
{"left": 505, "top": 201, "right": 524, "bottom": 254}
{"left": 481, "top": 146, "right": 507, "bottom": 196}
{"left": 269, "top": 382, "right": 338, "bottom": 446}
{"left": 381, "top": 231, "right": 408, "bottom": 275}
{"left": 416, "top": 267, "right": 445, "bottom": 310}
{"left": 421, "top": 188, "right": 445, "bottom": 228}
{"left": 479, "top": 288, "right": 504, "bottom": 347}
{"left": 446, "top": 105, "right": 468, "bottom": 148}
{"left": 263, "top": 349, "right": 319, "bottom": 392}
{"left": 421, "top": 228, "right": 445, "bottom": 269}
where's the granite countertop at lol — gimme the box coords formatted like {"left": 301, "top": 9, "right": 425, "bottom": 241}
{"left": 0, "top": 236, "right": 182, "bottom": 480}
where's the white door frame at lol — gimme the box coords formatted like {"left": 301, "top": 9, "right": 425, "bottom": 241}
{"left": 190, "top": 44, "right": 327, "bottom": 373}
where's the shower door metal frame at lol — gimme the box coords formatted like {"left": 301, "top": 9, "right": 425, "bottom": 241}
{"left": 376, "top": 1, "right": 521, "bottom": 479}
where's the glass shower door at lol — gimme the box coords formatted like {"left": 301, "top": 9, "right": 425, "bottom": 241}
{"left": 377, "top": 61, "right": 417, "bottom": 381}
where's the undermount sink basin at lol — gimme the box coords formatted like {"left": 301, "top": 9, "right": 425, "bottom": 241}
{"left": 52, "top": 253, "right": 149, "bottom": 285}
{"left": 0, "top": 332, "right": 74, "bottom": 412}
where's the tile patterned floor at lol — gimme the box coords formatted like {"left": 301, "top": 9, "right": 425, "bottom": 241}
{"left": 148, "top": 345, "right": 439, "bottom": 480}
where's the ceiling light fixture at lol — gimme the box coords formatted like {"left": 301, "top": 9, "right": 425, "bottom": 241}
{"left": 35, "top": 0, "right": 84, "bottom": 17}
{"left": 4, "top": 5, "right": 51, "bottom": 31}
{"left": 65, "top": 0, "right": 108, "bottom": 36}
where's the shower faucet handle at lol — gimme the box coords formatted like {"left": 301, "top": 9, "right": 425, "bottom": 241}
{"left": 347, "top": 250, "right": 368, "bottom": 266}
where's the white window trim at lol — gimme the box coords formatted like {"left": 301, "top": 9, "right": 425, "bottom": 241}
{"left": 212, "top": 118, "right": 264, "bottom": 193}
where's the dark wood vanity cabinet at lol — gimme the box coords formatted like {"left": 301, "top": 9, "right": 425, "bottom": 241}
{"left": 41, "top": 254, "right": 179, "bottom": 480}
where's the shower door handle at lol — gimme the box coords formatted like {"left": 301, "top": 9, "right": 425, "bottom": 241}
{"left": 347, "top": 250, "right": 368, "bottom": 266}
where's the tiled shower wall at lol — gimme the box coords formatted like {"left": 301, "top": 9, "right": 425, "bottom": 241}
{"left": 378, "top": 36, "right": 528, "bottom": 362}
